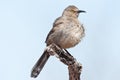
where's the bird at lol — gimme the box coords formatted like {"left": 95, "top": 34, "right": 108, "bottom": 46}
{"left": 31, "top": 5, "right": 86, "bottom": 78}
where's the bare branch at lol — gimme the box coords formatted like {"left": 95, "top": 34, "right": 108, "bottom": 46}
{"left": 47, "top": 43, "right": 82, "bottom": 80}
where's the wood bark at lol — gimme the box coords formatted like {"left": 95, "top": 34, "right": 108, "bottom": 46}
{"left": 47, "top": 43, "right": 82, "bottom": 80}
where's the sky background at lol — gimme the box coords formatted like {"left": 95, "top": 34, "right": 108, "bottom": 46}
{"left": 0, "top": 0, "right": 120, "bottom": 80}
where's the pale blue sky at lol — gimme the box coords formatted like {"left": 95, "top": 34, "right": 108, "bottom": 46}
{"left": 0, "top": 0, "right": 120, "bottom": 80}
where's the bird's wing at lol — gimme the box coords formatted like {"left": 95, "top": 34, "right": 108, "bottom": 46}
{"left": 45, "top": 17, "right": 64, "bottom": 43}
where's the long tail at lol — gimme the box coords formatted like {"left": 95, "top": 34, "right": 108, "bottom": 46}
{"left": 31, "top": 50, "right": 50, "bottom": 78}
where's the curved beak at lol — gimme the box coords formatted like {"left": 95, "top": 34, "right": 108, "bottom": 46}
{"left": 77, "top": 10, "right": 86, "bottom": 13}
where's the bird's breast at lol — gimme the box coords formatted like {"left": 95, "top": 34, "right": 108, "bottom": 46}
{"left": 58, "top": 24, "right": 84, "bottom": 48}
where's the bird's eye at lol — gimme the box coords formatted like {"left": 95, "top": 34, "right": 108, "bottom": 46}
{"left": 70, "top": 10, "right": 76, "bottom": 13}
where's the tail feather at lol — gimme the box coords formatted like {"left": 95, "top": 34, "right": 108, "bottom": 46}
{"left": 31, "top": 50, "right": 50, "bottom": 78}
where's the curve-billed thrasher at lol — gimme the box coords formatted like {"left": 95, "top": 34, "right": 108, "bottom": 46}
{"left": 31, "top": 5, "right": 86, "bottom": 78}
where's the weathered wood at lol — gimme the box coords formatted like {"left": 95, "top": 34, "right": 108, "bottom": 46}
{"left": 48, "top": 43, "right": 82, "bottom": 80}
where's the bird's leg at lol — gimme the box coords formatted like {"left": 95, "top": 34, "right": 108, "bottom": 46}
{"left": 64, "top": 49, "right": 72, "bottom": 57}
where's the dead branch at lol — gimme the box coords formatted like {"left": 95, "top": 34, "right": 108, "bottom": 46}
{"left": 48, "top": 43, "right": 82, "bottom": 80}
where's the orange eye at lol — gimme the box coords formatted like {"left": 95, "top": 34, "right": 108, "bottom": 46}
{"left": 71, "top": 10, "right": 76, "bottom": 13}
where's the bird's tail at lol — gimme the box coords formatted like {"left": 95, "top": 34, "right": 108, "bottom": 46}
{"left": 31, "top": 50, "right": 50, "bottom": 78}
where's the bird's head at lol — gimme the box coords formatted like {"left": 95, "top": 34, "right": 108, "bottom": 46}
{"left": 62, "top": 5, "right": 86, "bottom": 18}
